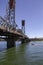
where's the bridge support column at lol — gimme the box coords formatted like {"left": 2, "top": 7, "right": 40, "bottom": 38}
{"left": 7, "top": 35, "right": 15, "bottom": 48}
{"left": 21, "top": 38, "right": 30, "bottom": 44}
{"left": 21, "top": 39, "right": 25, "bottom": 44}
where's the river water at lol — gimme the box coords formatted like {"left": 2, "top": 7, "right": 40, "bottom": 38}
{"left": 0, "top": 41, "right": 43, "bottom": 65}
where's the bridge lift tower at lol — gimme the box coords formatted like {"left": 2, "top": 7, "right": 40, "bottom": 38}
{"left": 7, "top": 0, "right": 16, "bottom": 29}
{"left": 22, "top": 20, "right": 25, "bottom": 34}
{"left": 6, "top": 0, "right": 16, "bottom": 48}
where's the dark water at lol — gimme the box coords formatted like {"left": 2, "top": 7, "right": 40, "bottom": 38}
{"left": 0, "top": 41, "right": 43, "bottom": 65}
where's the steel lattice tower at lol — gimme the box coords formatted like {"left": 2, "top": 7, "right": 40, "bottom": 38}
{"left": 8, "top": 0, "right": 16, "bottom": 29}
{"left": 22, "top": 20, "right": 25, "bottom": 34}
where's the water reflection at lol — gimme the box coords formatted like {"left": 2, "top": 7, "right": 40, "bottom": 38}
{"left": 0, "top": 41, "right": 43, "bottom": 65}
{"left": 0, "top": 41, "right": 7, "bottom": 52}
{"left": 0, "top": 41, "right": 30, "bottom": 65}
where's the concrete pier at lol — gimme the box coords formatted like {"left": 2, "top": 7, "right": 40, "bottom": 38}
{"left": 21, "top": 39, "right": 25, "bottom": 44}
{"left": 21, "top": 38, "right": 30, "bottom": 44}
{"left": 7, "top": 35, "right": 15, "bottom": 48}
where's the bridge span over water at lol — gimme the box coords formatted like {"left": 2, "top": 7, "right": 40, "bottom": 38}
{"left": 0, "top": 0, "right": 30, "bottom": 48}
{"left": 0, "top": 16, "right": 29, "bottom": 48}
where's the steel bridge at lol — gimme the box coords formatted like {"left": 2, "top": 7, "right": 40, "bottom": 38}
{"left": 0, "top": 16, "right": 28, "bottom": 38}
{"left": 0, "top": 16, "right": 29, "bottom": 48}
{"left": 0, "top": 0, "right": 30, "bottom": 48}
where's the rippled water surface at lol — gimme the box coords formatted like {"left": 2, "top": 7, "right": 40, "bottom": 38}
{"left": 0, "top": 41, "right": 43, "bottom": 65}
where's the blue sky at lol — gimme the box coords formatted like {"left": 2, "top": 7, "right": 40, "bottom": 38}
{"left": 0, "top": 0, "right": 43, "bottom": 38}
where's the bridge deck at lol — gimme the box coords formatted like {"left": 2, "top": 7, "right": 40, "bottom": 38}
{"left": 0, "top": 16, "right": 29, "bottom": 40}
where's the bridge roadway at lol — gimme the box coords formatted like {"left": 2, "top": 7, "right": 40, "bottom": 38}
{"left": 0, "top": 26, "right": 29, "bottom": 41}
{"left": 0, "top": 16, "right": 29, "bottom": 40}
